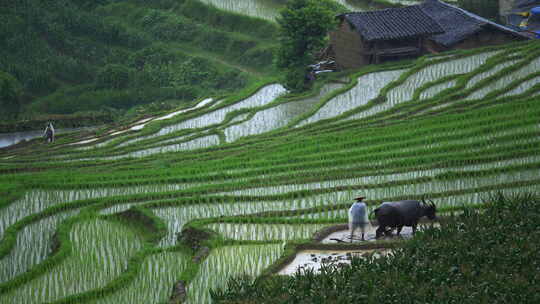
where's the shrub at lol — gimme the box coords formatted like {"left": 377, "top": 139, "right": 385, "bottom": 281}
{"left": 458, "top": 0, "right": 500, "bottom": 21}
{"left": 95, "top": 64, "right": 132, "bottom": 89}
{"left": 276, "top": 0, "right": 338, "bottom": 91}
{"left": 0, "top": 71, "right": 22, "bottom": 120}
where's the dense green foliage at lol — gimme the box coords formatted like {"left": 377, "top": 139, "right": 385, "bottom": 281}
{"left": 0, "top": 0, "right": 278, "bottom": 125}
{"left": 458, "top": 0, "right": 500, "bottom": 21}
{"left": 0, "top": 71, "right": 22, "bottom": 120}
{"left": 212, "top": 193, "right": 540, "bottom": 303}
{"left": 276, "top": 0, "right": 341, "bottom": 91}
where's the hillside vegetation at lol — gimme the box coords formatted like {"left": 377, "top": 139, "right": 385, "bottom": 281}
{"left": 0, "top": 0, "right": 278, "bottom": 127}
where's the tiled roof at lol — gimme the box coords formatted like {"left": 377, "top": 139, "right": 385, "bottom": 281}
{"left": 342, "top": 5, "right": 444, "bottom": 42}
{"left": 420, "top": 0, "right": 529, "bottom": 47}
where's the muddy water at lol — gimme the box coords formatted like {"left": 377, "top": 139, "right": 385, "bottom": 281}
{"left": 278, "top": 248, "right": 390, "bottom": 275}
{"left": 321, "top": 223, "right": 440, "bottom": 244}
{"left": 279, "top": 222, "right": 439, "bottom": 275}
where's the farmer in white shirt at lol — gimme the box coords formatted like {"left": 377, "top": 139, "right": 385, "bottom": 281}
{"left": 349, "top": 196, "right": 370, "bottom": 242}
{"left": 43, "top": 122, "right": 55, "bottom": 143}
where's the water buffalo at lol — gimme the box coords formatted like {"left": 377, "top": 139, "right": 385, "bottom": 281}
{"left": 374, "top": 199, "right": 436, "bottom": 238}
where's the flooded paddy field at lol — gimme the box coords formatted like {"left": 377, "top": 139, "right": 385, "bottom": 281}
{"left": 278, "top": 248, "right": 390, "bottom": 275}
{"left": 279, "top": 220, "right": 440, "bottom": 275}
{"left": 1, "top": 41, "right": 539, "bottom": 303}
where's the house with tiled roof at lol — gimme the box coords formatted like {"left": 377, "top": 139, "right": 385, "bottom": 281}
{"left": 329, "top": 0, "right": 530, "bottom": 70}
{"left": 421, "top": 0, "right": 530, "bottom": 51}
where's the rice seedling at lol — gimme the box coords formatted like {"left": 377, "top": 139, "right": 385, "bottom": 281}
{"left": 210, "top": 166, "right": 540, "bottom": 214}
{"left": 225, "top": 83, "right": 345, "bottom": 142}
{"left": 0, "top": 218, "right": 144, "bottom": 303}
{"left": 114, "top": 134, "right": 156, "bottom": 149}
{"left": 346, "top": 51, "right": 499, "bottom": 121}
{"left": 154, "top": 98, "right": 215, "bottom": 122}
{"left": 298, "top": 70, "right": 405, "bottom": 126}
{"left": 205, "top": 223, "right": 330, "bottom": 241}
{"left": 228, "top": 113, "right": 251, "bottom": 125}
{"left": 153, "top": 198, "right": 337, "bottom": 247}
{"left": 216, "top": 160, "right": 540, "bottom": 197}
{"left": 92, "top": 250, "right": 190, "bottom": 304}
{"left": 155, "top": 84, "right": 286, "bottom": 136}
{"left": 0, "top": 189, "right": 97, "bottom": 239}
{"left": 186, "top": 244, "right": 284, "bottom": 304}
{"left": 278, "top": 248, "right": 391, "bottom": 275}
{"left": 500, "top": 75, "right": 540, "bottom": 97}
{"left": 71, "top": 135, "right": 220, "bottom": 161}
{"left": 465, "top": 60, "right": 519, "bottom": 89}
{"left": 419, "top": 79, "right": 458, "bottom": 100}
{"left": 285, "top": 208, "right": 348, "bottom": 220}
{"left": 74, "top": 137, "right": 122, "bottom": 151}
{"left": 466, "top": 55, "right": 540, "bottom": 100}
{"left": 0, "top": 210, "right": 78, "bottom": 283}
{"left": 127, "top": 135, "right": 221, "bottom": 158}
{"left": 0, "top": 184, "right": 202, "bottom": 239}
{"left": 108, "top": 99, "right": 217, "bottom": 149}
{"left": 150, "top": 134, "right": 191, "bottom": 147}
{"left": 114, "top": 99, "right": 216, "bottom": 150}
{"left": 424, "top": 53, "right": 457, "bottom": 62}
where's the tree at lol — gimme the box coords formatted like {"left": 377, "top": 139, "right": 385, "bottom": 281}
{"left": 0, "top": 72, "right": 22, "bottom": 120}
{"left": 95, "top": 64, "right": 131, "bottom": 89}
{"left": 458, "top": 0, "right": 500, "bottom": 21}
{"left": 276, "top": 0, "right": 339, "bottom": 92}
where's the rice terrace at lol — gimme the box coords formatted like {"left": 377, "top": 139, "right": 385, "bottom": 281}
{"left": 1, "top": 0, "right": 540, "bottom": 303}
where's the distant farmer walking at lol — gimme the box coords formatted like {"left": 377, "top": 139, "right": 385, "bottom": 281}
{"left": 348, "top": 196, "right": 370, "bottom": 241}
{"left": 43, "top": 122, "right": 55, "bottom": 143}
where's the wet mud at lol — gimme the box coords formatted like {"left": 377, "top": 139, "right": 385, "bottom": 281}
{"left": 278, "top": 248, "right": 390, "bottom": 275}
